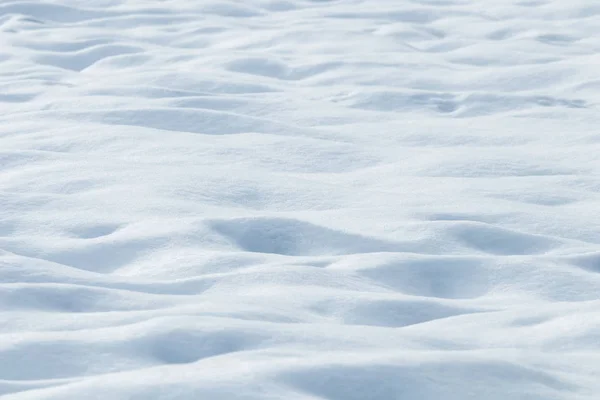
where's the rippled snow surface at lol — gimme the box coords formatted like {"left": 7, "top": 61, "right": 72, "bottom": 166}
{"left": 1, "top": 0, "right": 600, "bottom": 398}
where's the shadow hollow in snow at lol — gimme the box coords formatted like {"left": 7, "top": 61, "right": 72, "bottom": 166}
{"left": 209, "top": 217, "right": 405, "bottom": 256}
{"left": 143, "top": 328, "right": 264, "bottom": 365}
{"left": 35, "top": 44, "right": 144, "bottom": 72}
{"left": 449, "top": 222, "right": 560, "bottom": 255}
{"left": 568, "top": 252, "right": 600, "bottom": 274}
{"left": 41, "top": 236, "right": 170, "bottom": 274}
{"left": 0, "top": 2, "right": 111, "bottom": 23}
{"left": 280, "top": 359, "right": 575, "bottom": 400}
{"left": 76, "top": 108, "right": 301, "bottom": 136}
{"left": 68, "top": 223, "right": 121, "bottom": 239}
{"left": 315, "top": 298, "right": 484, "bottom": 328}
{"left": 359, "top": 257, "right": 492, "bottom": 299}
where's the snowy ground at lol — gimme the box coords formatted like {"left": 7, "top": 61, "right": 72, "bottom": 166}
{"left": 1, "top": 0, "right": 600, "bottom": 398}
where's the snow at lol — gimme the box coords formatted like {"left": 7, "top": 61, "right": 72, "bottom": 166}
{"left": 1, "top": 0, "right": 600, "bottom": 398}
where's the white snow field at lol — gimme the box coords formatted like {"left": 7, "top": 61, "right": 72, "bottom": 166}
{"left": 1, "top": 0, "right": 600, "bottom": 398}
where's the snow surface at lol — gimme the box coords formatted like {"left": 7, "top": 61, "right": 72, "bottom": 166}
{"left": 1, "top": 0, "right": 600, "bottom": 398}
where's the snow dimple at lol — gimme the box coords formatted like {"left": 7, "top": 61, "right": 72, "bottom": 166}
{"left": 37, "top": 236, "right": 170, "bottom": 274}
{"left": 209, "top": 217, "right": 404, "bottom": 256}
{"left": 68, "top": 223, "right": 121, "bottom": 239}
{"left": 448, "top": 222, "right": 560, "bottom": 255}
{"left": 0, "top": 284, "right": 173, "bottom": 313}
{"left": 0, "top": 2, "right": 111, "bottom": 23}
{"left": 226, "top": 57, "right": 291, "bottom": 79}
{"left": 358, "top": 256, "right": 493, "bottom": 299}
{"left": 568, "top": 252, "right": 600, "bottom": 274}
{"left": 34, "top": 44, "right": 144, "bottom": 72}
{"left": 224, "top": 57, "right": 343, "bottom": 81}
{"left": 142, "top": 328, "right": 264, "bottom": 365}
{"left": 314, "top": 297, "right": 485, "bottom": 328}
{"left": 2, "top": 0, "right": 600, "bottom": 398}
{"left": 279, "top": 359, "right": 576, "bottom": 400}
{"left": 344, "top": 90, "right": 587, "bottom": 116}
